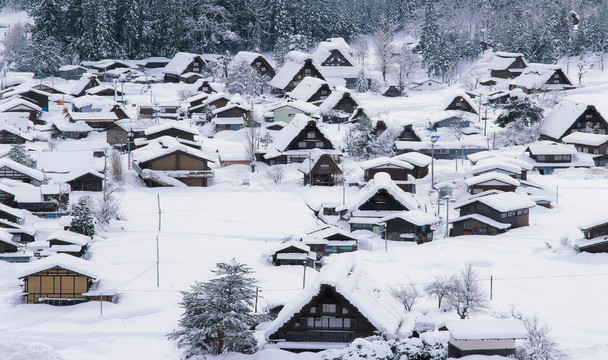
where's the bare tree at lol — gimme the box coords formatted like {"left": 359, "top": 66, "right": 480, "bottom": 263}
{"left": 372, "top": 16, "right": 398, "bottom": 83}
{"left": 351, "top": 34, "right": 369, "bottom": 67}
{"left": 424, "top": 274, "right": 451, "bottom": 309}
{"left": 390, "top": 280, "right": 422, "bottom": 311}
{"left": 393, "top": 45, "right": 418, "bottom": 93}
{"left": 244, "top": 126, "right": 260, "bottom": 173}
{"left": 95, "top": 183, "right": 121, "bottom": 231}
{"left": 446, "top": 264, "right": 487, "bottom": 319}
{"left": 266, "top": 165, "right": 285, "bottom": 185}
{"left": 110, "top": 150, "right": 124, "bottom": 184}
{"left": 516, "top": 315, "right": 566, "bottom": 360}
{"left": 577, "top": 60, "right": 587, "bottom": 86}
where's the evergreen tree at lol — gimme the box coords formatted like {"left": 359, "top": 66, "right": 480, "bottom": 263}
{"left": 70, "top": 196, "right": 95, "bottom": 237}
{"left": 168, "top": 260, "right": 258, "bottom": 357}
{"left": 495, "top": 97, "right": 543, "bottom": 128}
{"left": 226, "top": 59, "right": 267, "bottom": 96}
{"left": 354, "top": 69, "right": 369, "bottom": 93}
{"left": 30, "top": 0, "right": 65, "bottom": 41}
{"left": 77, "top": 0, "right": 121, "bottom": 60}
{"left": 272, "top": 0, "right": 294, "bottom": 65}
{"left": 116, "top": 0, "right": 142, "bottom": 58}
{"left": 8, "top": 144, "right": 37, "bottom": 168}
{"left": 419, "top": 0, "right": 442, "bottom": 77}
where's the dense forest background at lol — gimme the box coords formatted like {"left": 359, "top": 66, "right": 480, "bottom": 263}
{"left": 3, "top": 0, "right": 608, "bottom": 76}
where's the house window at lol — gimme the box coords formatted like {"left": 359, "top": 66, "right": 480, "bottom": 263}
{"left": 585, "top": 114, "right": 593, "bottom": 119}
{"left": 307, "top": 317, "right": 314, "bottom": 327}
{"left": 322, "top": 304, "right": 336, "bottom": 313}
{"left": 342, "top": 308, "right": 348, "bottom": 314}
{"left": 255, "top": 61, "right": 261, "bottom": 66}
{"left": 329, "top": 318, "right": 343, "bottom": 328}
{"left": 298, "top": 141, "right": 306, "bottom": 148}
{"left": 320, "top": 164, "right": 330, "bottom": 169}
{"left": 344, "top": 318, "right": 351, "bottom": 328}
{"left": 310, "top": 307, "right": 316, "bottom": 314}
{"left": 536, "top": 155, "right": 545, "bottom": 161}
{"left": 261, "top": 66, "right": 266, "bottom": 71}
{"left": 321, "top": 89, "right": 328, "bottom": 95}
{"left": 304, "top": 68, "right": 312, "bottom": 74}
{"left": 202, "top": 86, "right": 209, "bottom": 92}
{"left": 307, "top": 131, "right": 316, "bottom": 139}
{"left": 316, "top": 141, "right": 324, "bottom": 148}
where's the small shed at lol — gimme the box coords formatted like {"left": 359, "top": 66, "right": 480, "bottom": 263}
{"left": 299, "top": 149, "right": 342, "bottom": 186}
{"left": 446, "top": 319, "right": 527, "bottom": 358}
{"left": 271, "top": 241, "right": 315, "bottom": 267}
{"left": 378, "top": 210, "right": 437, "bottom": 243}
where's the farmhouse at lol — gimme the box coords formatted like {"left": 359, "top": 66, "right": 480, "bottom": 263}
{"left": 270, "top": 51, "right": 327, "bottom": 94}
{"left": 488, "top": 51, "right": 528, "bottom": 79}
{"left": 451, "top": 192, "right": 535, "bottom": 236}
{"left": 0, "top": 98, "right": 42, "bottom": 124}
{"left": 233, "top": 51, "right": 275, "bottom": 78}
{"left": 0, "top": 124, "right": 32, "bottom": 144}
{"left": 267, "top": 101, "right": 318, "bottom": 124}
{"left": 524, "top": 141, "right": 593, "bottom": 175}
{"left": 318, "top": 87, "right": 362, "bottom": 123}
{"left": 265, "top": 260, "right": 403, "bottom": 351}
{"left": 288, "top": 77, "right": 333, "bottom": 105}
{"left": 465, "top": 172, "right": 521, "bottom": 194}
{"left": 562, "top": 132, "right": 608, "bottom": 167}
{"left": 311, "top": 38, "right": 369, "bottom": 89}
{"left": 299, "top": 149, "right": 342, "bottom": 186}
{"left": 509, "top": 64, "right": 575, "bottom": 93}
{"left": 540, "top": 99, "right": 608, "bottom": 141}
{"left": 0, "top": 228, "right": 31, "bottom": 263}
{"left": 377, "top": 210, "right": 437, "bottom": 243}
{"left": 162, "top": 52, "right": 209, "bottom": 83}
{"left": 270, "top": 241, "right": 315, "bottom": 267}
{"left": 359, "top": 157, "right": 415, "bottom": 192}
{"left": 576, "top": 217, "right": 608, "bottom": 253}
{"left": 301, "top": 226, "right": 358, "bottom": 260}
{"left": 393, "top": 152, "right": 431, "bottom": 179}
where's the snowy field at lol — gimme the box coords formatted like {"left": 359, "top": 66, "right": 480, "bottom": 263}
{"left": 0, "top": 148, "right": 606, "bottom": 359}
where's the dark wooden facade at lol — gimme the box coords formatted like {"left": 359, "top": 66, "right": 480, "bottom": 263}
{"left": 323, "top": 93, "right": 359, "bottom": 123}
{"left": 457, "top": 202, "right": 529, "bottom": 228}
{"left": 451, "top": 217, "right": 506, "bottom": 236}
{"left": 546, "top": 105, "right": 608, "bottom": 141}
{"left": 250, "top": 55, "right": 275, "bottom": 78}
{"left": 445, "top": 96, "right": 477, "bottom": 114}
{"left": 276, "top": 59, "right": 326, "bottom": 94}
{"left": 396, "top": 125, "right": 421, "bottom": 142}
{"left": 468, "top": 182, "right": 517, "bottom": 195}
{"left": 73, "top": 77, "right": 100, "bottom": 97}
{"left": 0, "top": 239, "right": 18, "bottom": 253}
{"left": 67, "top": 173, "right": 104, "bottom": 192}
{"left": 364, "top": 167, "right": 409, "bottom": 183}
{"left": 268, "top": 284, "right": 378, "bottom": 344}
{"left": 139, "top": 151, "right": 212, "bottom": 187}
{"left": 271, "top": 245, "right": 314, "bottom": 267}
{"left": 448, "top": 343, "right": 516, "bottom": 358}
{"left": 302, "top": 154, "right": 342, "bottom": 186}
{"left": 146, "top": 128, "right": 195, "bottom": 141}
{"left": 384, "top": 217, "right": 433, "bottom": 243}
{"left": 164, "top": 56, "right": 207, "bottom": 83}
{"left": 0, "top": 129, "right": 27, "bottom": 144}
{"left": 0, "top": 166, "right": 39, "bottom": 184}
{"left": 321, "top": 49, "right": 353, "bottom": 66}
{"left": 306, "top": 83, "right": 332, "bottom": 104}
{"left": 360, "top": 190, "right": 408, "bottom": 211}
{"left": 383, "top": 85, "right": 402, "bottom": 97}
{"left": 20, "top": 91, "right": 49, "bottom": 111}
{"left": 288, "top": 122, "right": 334, "bottom": 152}
{"left": 490, "top": 56, "right": 527, "bottom": 79}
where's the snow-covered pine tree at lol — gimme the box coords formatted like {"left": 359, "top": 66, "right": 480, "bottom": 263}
{"left": 354, "top": 69, "right": 369, "bottom": 93}
{"left": 70, "top": 196, "right": 95, "bottom": 237}
{"left": 419, "top": 0, "right": 441, "bottom": 77}
{"left": 77, "top": 0, "right": 122, "bottom": 60}
{"left": 168, "top": 260, "right": 258, "bottom": 356}
{"left": 349, "top": 117, "right": 377, "bottom": 160}
{"left": 272, "top": 0, "right": 294, "bottom": 66}
{"left": 8, "top": 144, "right": 37, "bottom": 168}
{"left": 495, "top": 97, "right": 543, "bottom": 128}
{"left": 116, "top": 0, "right": 142, "bottom": 58}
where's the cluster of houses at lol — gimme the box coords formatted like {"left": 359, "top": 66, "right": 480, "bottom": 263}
{"left": 0, "top": 36, "right": 604, "bottom": 358}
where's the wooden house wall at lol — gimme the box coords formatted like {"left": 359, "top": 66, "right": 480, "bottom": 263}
{"left": 411, "top": 165, "right": 429, "bottom": 179}
{"left": 530, "top": 154, "right": 571, "bottom": 163}
{"left": 106, "top": 125, "right": 129, "bottom": 146}
{"left": 0, "top": 190, "right": 15, "bottom": 206}
{"left": 251, "top": 56, "right": 275, "bottom": 77}
{"left": 284, "top": 60, "right": 326, "bottom": 92}
{"left": 268, "top": 285, "right": 378, "bottom": 343}
{"left": 0, "top": 130, "right": 27, "bottom": 144}
{"left": 580, "top": 240, "right": 608, "bottom": 253}
{"left": 307, "top": 85, "right": 332, "bottom": 103}
{"left": 68, "top": 173, "right": 103, "bottom": 191}
{"left": 584, "top": 223, "right": 608, "bottom": 239}
{"left": 304, "top": 155, "right": 341, "bottom": 186}
{"left": 451, "top": 218, "right": 502, "bottom": 236}
{"left": 147, "top": 129, "right": 195, "bottom": 141}
{"left": 0, "top": 241, "right": 17, "bottom": 253}
{"left": 364, "top": 168, "right": 409, "bottom": 182}
{"left": 0, "top": 166, "right": 37, "bottom": 184}
{"left": 385, "top": 218, "right": 420, "bottom": 241}
{"left": 445, "top": 96, "right": 477, "bottom": 114}
{"left": 448, "top": 343, "right": 516, "bottom": 358}
{"left": 334, "top": 94, "right": 358, "bottom": 114}
{"left": 74, "top": 78, "right": 100, "bottom": 97}
{"left": 397, "top": 126, "right": 421, "bottom": 141}
{"left": 286, "top": 123, "right": 333, "bottom": 151}
{"left": 469, "top": 183, "right": 517, "bottom": 194}
{"left": 321, "top": 50, "right": 353, "bottom": 66}
{"left": 457, "top": 202, "right": 529, "bottom": 228}
{"left": 561, "top": 107, "right": 608, "bottom": 140}
{"left": 145, "top": 152, "right": 208, "bottom": 171}
{"left": 23, "top": 267, "right": 91, "bottom": 304}
{"left": 359, "top": 190, "right": 408, "bottom": 211}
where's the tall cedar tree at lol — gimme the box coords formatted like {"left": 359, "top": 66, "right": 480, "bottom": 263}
{"left": 169, "top": 260, "right": 258, "bottom": 357}
{"left": 495, "top": 97, "right": 543, "bottom": 128}
{"left": 69, "top": 196, "right": 96, "bottom": 237}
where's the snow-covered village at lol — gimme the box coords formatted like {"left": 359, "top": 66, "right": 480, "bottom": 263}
{"left": 0, "top": 0, "right": 607, "bottom": 359}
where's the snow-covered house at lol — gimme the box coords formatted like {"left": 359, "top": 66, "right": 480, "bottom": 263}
{"left": 0, "top": 179, "right": 67, "bottom": 213}
{"left": 337, "top": 172, "right": 420, "bottom": 233}
{"left": 268, "top": 100, "right": 319, "bottom": 124}
{"left": 188, "top": 93, "right": 231, "bottom": 118}
{"left": 265, "top": 259, "right": 404, "bottom": 350}
{"left": 393, "top": 152, "right": 431, "bottom": 179}
{"left": 539, "top": 99, "right": 608, "bottom": 141}
{"left": 446, "top": 319, "right": 527, "bottom": 358}
{"left": 359, "top": 157, "right": 415, "bottom": 192}
{"left": 509, "top": 64, "right": 575, "bottom": 94}
{"left": 162, "top": 52, "right": 209, "bottom": 83}
{"left": 132, "top": 137, "right": 215, "bottom": 187}
{"left": 66, "top": 111, "right": 118, "bottom": 130}
{"left": 301, "top": 226, "right": 358, "bottom": 259}
{"left": 318, "top": 87, "right": 362, "bottom": 123}
{"left": 85, "top": 85, "right": 124, "bottom": 98}
{"left": 1, "top": 86, "right": 50, "bottom": 111}
{"left": 52, "top": 120, "right": 93, "bottom": 139}
{"left": 70, "top": 74, "right": 101, "bottom": 97}
{"left": 562, "top": 132, "right": 608, "bottom": 166}
{"left": 443, "top": 92, "right": 478, "bottom": 115}
{"left": 0, "top": 98, "right": 42, "bottom": 124}
{"left": 212, "top": 102, "right": 254, "bottom": 131}
{"left": 488, "top": 51, "right": 528, "bottom": 79}
{"left": 54, "top": 169, "right": 104, "bottom": 192}
{"left": 269, "top": 51, "right": 327, "bottom": 94}
{"left": 576, "top": 217, "right": 608, "bottom": 253}
{"left": 451, "top": 192, "right": 535, "bottom": 236}
{"left": 259, "top": 114, "right": 341, "bottom": 165}
{"left": 58, "top": 65, "right": 87, "bottom": 80}
{"left": 46, "top": 230, "right": 90, "bottom": 257}
{"left": 311, "top": 38, "right": 369, "bottom": 89}
{"left": 0, "top": 158, "right": 44, "bottom": 185}
{"left": 233, "top": 51, "right": 275, "bottom": 78}
{"left": 18, "top": 253, "right": 109, "bottom": 305}
{"left": 0, "top": 124, "right": 31, "bottom": 144}
{"left": 377, "top": 210, "right": 437, "bottom": 243}
{"left": 138, "top": 102, "right": 180, "bottom": 120}
{"left": 524, "top": 141, "right": 593, "bottom": 175}
{"left": 144, "top": 121, "right": 198, "bottom": 142}
{"left": 465, "top": 172, "right": 521, "bottom": 194}
{"left": 409, "top": 78, "right": 445, "bottom": 91}
{"left": 468, "top": 157, "right": 531, "bottom": 181}
{"left": 288, "top": 77, "right": 333, "bottom": 105}
{"left": 270, "top": 241, "right": 315, "bottom": 267}
{"left": 179, "top": 72, "right": 205, "bottom": 84}
{"left": 299, "top": 149, "right": 342, "bottom": 186}
{"left": 191, "top": 79, "right": 223, "bottom": 94}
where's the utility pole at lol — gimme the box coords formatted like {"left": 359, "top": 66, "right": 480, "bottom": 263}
{"left": 302, "top": 260, "right": 307, "bottom": 289}
{"left": 100, "top": 293, "right": 103, "bottom": 315}
{"left": 490, "top": 276, "right": 493, "bottom": 300}
{"left": 156, "top": 194, "right": 161, "bottom": 287}
{"left": 445, "top": 196, "right": 451, "bottom": 238}
{"left": 255, "top": 287, "right": 259, "bottom": 312}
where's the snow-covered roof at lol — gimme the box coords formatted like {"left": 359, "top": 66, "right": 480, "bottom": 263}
{"left": 526, "top": 141, "right": 578, "bottom": 156}
{"left": 318, "top": 87, "right": 361, "bottom": 114}
{"left": 53, "top": 120, "right": 93, "bottom": 133}
{"left": 265, "top": 256, "right": 404, "bottom": 340}
{"left": 18, "top": 253, "right": 99, "bottom": 279}
{"left": 72, "top": 94, "right": 116, "bottom": 110}
{"left": 270, "top": 100, "right": 319, "bottom": 114}
{"left": 268, "top": 114, "right": 334, "bottom": 153}
{"left": 0, "top": 124, "right": 31, "bottom": 140}
{"left": 68, "top": 111, "right": 118, "bottom": 121}
{"left": 47, "top": 230, "right": 90, "bottom": 246}
{"left": 298, "top": 149, "right": 340, "bottom": 173}
{"left": 454, "top": 192, "right": 535, "bottom": 212}
{"left": 562, "top": 132, "right": 608, "bottom": 147}
{"left": 70, "top": 74, "right": 98, "bottom": 96}
{"left": 273, "top": 240, "right": 310, "bottom": 254}
{"left": 446, "top": 319, "right": 527, "bottom": 340}
{"left": 393, "top": 152, "right": 432, "bottom": 167}
{"left": 269, "top": 61, "right": 305, "bottom": 90}
{"left": 465, "top": 172, "right": 521, "bottom": 187}
{"left": 469, "top": 158, "right": 527, "bottom": 176}
{"left": 288, "top": 77, "right": 330, "bottom": 102}
{"left": 359, "top": 156, "right": 414, "bottom": 171}
{"left": 378, "top": 210, "right": 438, "bottom": 226}
{"left": 539, "top": 99, "right": 590, "bottom": 140}
{"left": 163, "top": 52, "right": 203, "bottom": 75}
{"left": 579, "top": 216, "right": 608, "bottom": 230}
{"left": 134, "top": 136, "right": 215, "bottom": 164}
{"left": 143, "top": 121, "right": 199, "bottom": 136}
{"left": 59, "top": 65, "right": 86, "bottom": 72}
{"left": 449, "top": 214, "right": 512, "bottom": 230}
{"left": 0, "top": 98, "right": 42, "bottom": 112}
{"left": 0, "top": 158, "right": 43, "bottom": 181}
{"left": 337, "top": 172, "right": 420, "bottom": 213}
{"left": 511, "top": 63, "right": 574, "bottom": 90}
{"left": 302, "top": 225, "right": 357, "bottom": 242}
{"left": 233, "top": 51, "right": 268, "bottom": 65}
